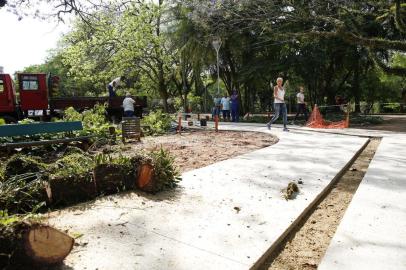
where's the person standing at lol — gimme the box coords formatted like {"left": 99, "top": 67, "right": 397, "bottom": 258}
{"left": 212, "top": 95, "right": 222, "bottom": 119}
{"left": 266, "top": 77, "right": 289, "bottom": 131}
{"left": 293, "top": 86, "right": 308, "bottom": 123}
{"left": 230, "top": 90, "right": 239, "bottom": 122}
{"left": 221, "top": 93, "right": 231, "bottom": 121}
{"left": 122, "top": 92, "right": 136, "bottom": 117}
{"left": 108, "top": 76, "right": 125, "bottom": 97}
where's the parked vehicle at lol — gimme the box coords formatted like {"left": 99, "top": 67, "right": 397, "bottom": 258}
{"left": 0, "top": 73, "right": 147, "bottom": 123}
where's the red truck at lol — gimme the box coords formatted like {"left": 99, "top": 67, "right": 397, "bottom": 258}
{"left": 0, "top": 73, "right": 147, "bottom": 123}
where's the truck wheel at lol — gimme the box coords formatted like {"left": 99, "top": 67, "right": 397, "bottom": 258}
{"left": 3, "top": 115, "right": 17, "bottom": 124}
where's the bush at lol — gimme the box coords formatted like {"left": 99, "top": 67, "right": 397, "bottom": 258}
{"left": 149, "top": 148, "right": 181, "bottom": 192}
{"left": 0, "top": 118, "right": 5, "bottom": 125}
{"left": 382, "top": 103, "right": 401, "bottom": 113}
{"left": 141, "top": 110, "right": 173, "bottom": 136}
{"left": 350, "top": 115, "right": 384, "bottom": 125}
{"left": 63, "top": 104, "right": 111, "bottom": 137}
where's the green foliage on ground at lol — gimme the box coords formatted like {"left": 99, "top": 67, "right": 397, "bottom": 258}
{"left": 3, "top": 155, "right": 46, "bottom": 179}
{"left": 324, "top": 113, "right": 384, "bottom": 125}
{"left": 0, "top": 173, "right": 47, "bottom": 214}
{"left": 0, "top": 119, "right": 5, "bottom": 125}
{"left": 149, "top": 147, "right": 181, "bottom": 192}
{"left": 141, "top": 110, "right": 173, "bottom": 136}
{"left": 63, "top": 104, "right": 111, "bottom": 137}
{"left": 48, "top": 153, "right": 95, "bottom": 181}
{"left": 94, "top": 153, "right": 132, "bottom": 167}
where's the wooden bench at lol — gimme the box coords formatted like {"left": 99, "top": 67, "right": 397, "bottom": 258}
{"left": 0, "top": 121, "right": 92, "bottom": 150}
{"left": 121, "top": 117, "right": 141, "bottom": 143}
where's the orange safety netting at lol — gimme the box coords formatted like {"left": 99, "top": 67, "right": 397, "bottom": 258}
{"left": 306, "top": 105, "right": 349, "bottom": 129}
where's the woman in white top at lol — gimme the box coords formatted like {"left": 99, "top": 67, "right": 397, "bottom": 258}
{"left": 266, "top": 77, "right": 288, "bottom": 131}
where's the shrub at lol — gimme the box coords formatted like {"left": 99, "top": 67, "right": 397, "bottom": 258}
{"left": 63, "top": 104, "right": 111, "bottom": 137}
{"left": 141, "top": 110, "right": 173, "bottom": 136}
{"left": 149, "top": 148, "right": 181, "bottom": 192}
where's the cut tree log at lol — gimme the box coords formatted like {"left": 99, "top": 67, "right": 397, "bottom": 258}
{"left": 93, "top": 164, "right": 136, "bottom": 195}
{"left": 0, "top": 222, "right": 74, "bottom": 268}
{"left": 46, "top": 175, "right": 97, "bottom": 206}
{"left": 137, "top": 163, "right": 155, "bottom": 193}
{"left": 24, "top": 224, "right": 74, "bottom": 264}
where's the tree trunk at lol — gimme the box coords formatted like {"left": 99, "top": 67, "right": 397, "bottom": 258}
{"left": 353, "top": 54, "right": 361, "bottom": 113}
{"left": 156, "top": 0, "right": 169, "bottom": 112}
{"left": 158, "top": 69, "right": 169, "bottom": 112}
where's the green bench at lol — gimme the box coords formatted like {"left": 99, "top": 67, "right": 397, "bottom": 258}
{"left": 0, "top": 121, "right": 92, "bottom": 150}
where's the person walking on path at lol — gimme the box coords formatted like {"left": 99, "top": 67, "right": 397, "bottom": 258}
{"left": 212, "top": 95, "right": 222, "bottom": 120}
{"left": 266, "top": 77, "right": 289, "bottom": 131}
{"left": 230, "top": 90, "right": 239, "bottom": 122}
{"left": 221, "top": 93, "right": 231, "bottom": 121}
{"left": 108, "top": 76, "right": 125, "bottom": 97}
{"left": 293, "top": 86, "right": 308, "bottom": 123}
{"left": 122, "top": 92, "right": 136, "bottom": 117}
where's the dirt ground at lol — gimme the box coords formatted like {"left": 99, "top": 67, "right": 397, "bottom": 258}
{"left": 115, "top": 130, "right": 278, "bottom": 173}
{"left": 355, "top": 115, "right": 406, "bottom": 132}
{"left": 262, "top": 138, "right": 381, "bottom": 270}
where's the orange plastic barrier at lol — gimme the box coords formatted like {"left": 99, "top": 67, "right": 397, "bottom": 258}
{"left": 306, "top": 105, "right": 349, "bottom": 129}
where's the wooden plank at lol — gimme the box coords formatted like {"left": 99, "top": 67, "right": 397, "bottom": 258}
{"left": 0, "top": 136, "right": 92, "bottom": 150}
{"left": 0, "top": 121, "right": 83, "bottom": 137}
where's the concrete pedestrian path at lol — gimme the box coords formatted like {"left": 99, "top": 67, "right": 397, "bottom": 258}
{"left": 220, "top": 122, "right": 406, "bottom": 269}
{"left": 318, "top": 134, "right": 406, "bottom": 270}
{"left": 50, "top": 126, "right": 368, "bottom": 270}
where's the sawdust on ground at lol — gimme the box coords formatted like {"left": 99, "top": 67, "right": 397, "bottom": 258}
{"left": 262, "top": 138, "right": 381, "bottom": 270}
{"left": 117, "top": 130, "right": 278, "bottom": 173}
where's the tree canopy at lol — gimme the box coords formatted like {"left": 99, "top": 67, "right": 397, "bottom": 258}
{"left": 6, "top": 0, "right": 406, "bottom": 113}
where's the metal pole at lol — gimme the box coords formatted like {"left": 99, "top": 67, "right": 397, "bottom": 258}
{"left": 212, "top": 38, "right": 222, "bottom": 96}
{"left": 216, "top": 50, "right": 220, "bottom": 96}
{"left": 204, "top": 83, "right": 207, "bottom": 113}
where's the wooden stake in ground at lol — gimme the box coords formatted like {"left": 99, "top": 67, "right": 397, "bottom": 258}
{"left": 178, "top": 115, "right": 182, "bottom": 134}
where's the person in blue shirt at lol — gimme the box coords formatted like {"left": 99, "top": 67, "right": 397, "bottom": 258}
{"left": 221, "top": 93, "right": 231, "bottom": 121}
{"left": 230, "top": 90, "right": 239, "bottom": 122}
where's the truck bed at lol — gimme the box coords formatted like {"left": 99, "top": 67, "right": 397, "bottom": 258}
{"left": 49, "top": 96, "right": 147, "bottom": 110}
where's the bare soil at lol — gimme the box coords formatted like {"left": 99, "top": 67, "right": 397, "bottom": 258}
{"left": 356, "top": 115, "right": 406, "bottom": 133}
{"left": 115, "top": 130, "right": 278, "bottom": 173}
{"left": 262, "top": 138, "right": 381, "bottom": 270}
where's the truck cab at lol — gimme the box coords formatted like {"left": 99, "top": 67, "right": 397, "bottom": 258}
{"left": 0, "top": 73, "right": 50, "bottom": 122}
{"left": 18, "top": 73, "right": 49, "bottom": 112}
{"left": 0, "top": 73, "right": 19, "bottom": 122}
